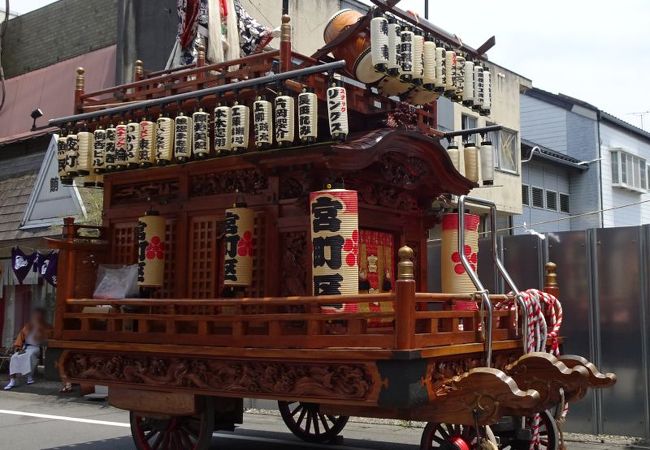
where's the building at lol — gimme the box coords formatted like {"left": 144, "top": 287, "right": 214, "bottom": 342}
{"left": 515, "top": 87, "right": 650, "bottom": 234}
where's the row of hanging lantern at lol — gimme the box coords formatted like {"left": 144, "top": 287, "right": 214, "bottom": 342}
{"left": 368, "top": 11, "right": 492, "bottom": 114}
{"left": 56, "top": 81, "right": 349, "bottom": 186}
{"left": 446, "top": 135, "right": 494, "bottom": 186}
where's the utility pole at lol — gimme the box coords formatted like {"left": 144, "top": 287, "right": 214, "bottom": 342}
{"left": 424, "top": 0, "right": 429, "bottom": 19}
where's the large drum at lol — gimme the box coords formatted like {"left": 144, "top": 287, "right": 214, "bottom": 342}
{"left": 377, "top": 75, "right": 411, "bottom": 98}
{"left": 323, "top": 9, "right": 385, "bottom": 84}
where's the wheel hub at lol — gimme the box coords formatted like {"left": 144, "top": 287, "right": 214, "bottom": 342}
{"left": 449, "top": 435, "right": 470, "bottom": 450}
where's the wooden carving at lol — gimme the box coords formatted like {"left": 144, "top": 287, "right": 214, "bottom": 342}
{"left": 355, "top": 183, "right": 419, "bottom": 212}
{"left": 504, "top": 352, "right": 589, "bottom": 410}
{"left": 417, "top": 368, "right": 540, "bottom": 426}
{"left": 190, "top": 169, "right": 268, "bottom": 197}
{"left": 429, "top": 352, "right": 521, "bottom": 387}
{"left": 62, "top": 351, "right": 374, "bottom": 401}
{"left": 112, "top": 180, "right": 180, "bottom": 204}
{"left": 558, "top": 354, "right": 617, "bottom": 402}
{"left": 280, "top": 231, "right": 308, "bottom": 296}
{"left": 378, "top": 152, "right": 429, "bottom": 188}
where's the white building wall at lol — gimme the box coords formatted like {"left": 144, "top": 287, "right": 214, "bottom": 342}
{"left": 600, "top": 121, "right": 650, "bottom": 227}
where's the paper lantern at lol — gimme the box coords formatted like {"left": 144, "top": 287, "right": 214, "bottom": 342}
{"left": 57, "top": 135, "right": 72, "bottom": 185}
{"left": 115, "top": 123, "right": 128, "bottom": 170}
{"left": 386, "top": 18, "right": 400, "bottom": 76}
{"left": 64, "top": 134, "right": 79, "bottom": 177}
{"left": 463, "top": 142, "right": 479, "bottom": 183}
{"left": 444, "top": 49, "right": 456, "bottom": 94}
{"left": 480, "top": 140, "right": 495, "bottom": 185}
{"left": 126, "top": 121, "right": 140, "bottom": 167}
{"left": 462, "top": 60, "right": 475, "bottom": 106}
{"left": 310, "top": 189, "right": 359, "bottom": 299}
{"left": 137, "top": 212, "right": 166, "bottom": 288}
{"left": 192, "top": 109, "right": 210, "bottom": 158}
{"left": 155, "top": 116, "right": 174, "bottom": 165}
{"left": 77, "top": 131, "right": 93, "bottom": 176}
{"left": 231, "top": 103, "right": 250, "bottom": 152}
{"left": 481, "top": 68, "right": 492, "bottom": 116}
{"left": 275, "top": 94, "right": 295, "bottom": 146}
{"left": 253, "top": 98, "right": 273, "bottom": 149}
{"left": 214, "top": 105, "right": 232, "bottom": 155}
{"left": 327, "top": 85, "right": 349, "bottom": 141}
{"left": 104, "top": 125, "right": 117, "bottom": 171}
{"left": 92, "top": 127, "right": 106, "bottom": 174}
{"left": 174, "top": 113, "right": 192, "bottom": 163}
{"left": 139, "top": 118, "right": 156, "bottom": 167}
{"left": 412, "top": 31, "right": 424, "bottom": 83}
{"left": 435, "top": 46, "right": 446, "bottom": 92}
{"left": 370, "top": 15, "right": 389, "bottom": 72}
{"left": 441, "top": 212, "right": 480, "bottom": 293}
{"left": 453, "top": 55, "right": 466, "bottom": 102}
{"left": 399, "top": 27, "right": 414, "bottom": 81}
{"left": 298, "top": 90, "right": 318, "bottom": 143}
{"left": 422, "top": 38, "right": 436, "bottom": 89}
{"left": 223, "top": 207, "right": 255, "bottom": 287}
{"left": 473, "top": 65, "right": 484, "bottom": 110}
{"left": 447, "top": 143, "right": 461, "bottom": 173}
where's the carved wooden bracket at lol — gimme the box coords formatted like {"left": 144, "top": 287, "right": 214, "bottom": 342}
{"left": 558, "top": 354, "right": 617, "bottom": 402}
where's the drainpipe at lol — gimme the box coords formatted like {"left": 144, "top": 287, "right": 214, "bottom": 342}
{"left": 597, "top": 111, "right": 604, "bottom": 227}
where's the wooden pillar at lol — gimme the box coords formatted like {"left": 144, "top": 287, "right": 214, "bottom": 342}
{"left": 280, "top": 14, "right": 292, "bottom": 72}
{"left": 134, "top": 60, "right": 144, "bottom": 94}
{"left": 53, "top": 218, "right": 77, "bottom": 338}
{"left": 543, "top": 261, "right": 559, "bottom": 298}
{"left": 395, "top": 245, "right": 416, "bottom": 350}
{"left": 74, "top": 67, "right": 85, "bottom": 114}
{"left": 197, "top": 44, "right": 206, "bottom": 80}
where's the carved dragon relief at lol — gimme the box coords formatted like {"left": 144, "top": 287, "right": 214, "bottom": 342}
{"left": 190, "top": 169, "right": 268, "bottom": 197}
{"left": 377, "top": 152, "right": 430, "bottom": 188}
{"left": 112, "top": 179, "right": 180, "bottom": 205}
{"left": 280, "top": 231, "right": 308, "bottom": 296}
{"left": 61, "top": 351, "right": 375, "bottom": 401}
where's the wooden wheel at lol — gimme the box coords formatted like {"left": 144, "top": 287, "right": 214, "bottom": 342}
{"left": 130, "top": 398, "right": 215, "bottom": 450}
{"left": 278, "top": 401, "right": 349, "bottom": 443}
{"left": 420, "top": 422, "right": 497, "bottom": 450}
{"left": 495, "top": 411, "right": 559, "bottom": 450}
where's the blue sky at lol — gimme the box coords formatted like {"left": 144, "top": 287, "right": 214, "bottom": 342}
{"left": 11, "top": 0, "right": 650, "bottom": 130}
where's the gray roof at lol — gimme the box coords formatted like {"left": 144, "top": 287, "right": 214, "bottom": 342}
{"left": 521, "top": 138, "right": 588, "bottom": 171}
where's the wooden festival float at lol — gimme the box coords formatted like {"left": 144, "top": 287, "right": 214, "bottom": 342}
{"left": 47, "top": 1, "right": 615, "bottom": 449}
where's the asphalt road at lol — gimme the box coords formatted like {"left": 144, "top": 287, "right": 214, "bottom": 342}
{"left": 0, "top": 390, "right": 633, "bottom": 450}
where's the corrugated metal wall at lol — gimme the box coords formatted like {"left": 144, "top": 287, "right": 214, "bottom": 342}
{"left": 429, "top": 226, "right": 650, "bottom": 438}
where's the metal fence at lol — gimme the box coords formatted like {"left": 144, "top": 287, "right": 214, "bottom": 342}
{"left": 428, "top": 225, "right": 650, "bottom": 438}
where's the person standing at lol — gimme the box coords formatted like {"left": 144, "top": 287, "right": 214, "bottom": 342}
{"left": 4, "top": 308, "right": 51, "bottom": 390}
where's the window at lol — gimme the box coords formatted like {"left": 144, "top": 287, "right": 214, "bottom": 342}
{"left": 559, "top": 193, "right": 570, "bottom": 213}
{"left": 531, "top": 187, "right": 544, "bottom": 208}
{"left": 611, "top": 149, "right": 647, "bottom": 193}
{"left": 490, "top": 126, "right": 519, "bottom": 173}
{"left": 546, "top": 190, "right": 558, "bottom": 211}
{"left": 522, "top": 184, "right": 529, "bottom": 206}
{"left": 461, "top": 114, "right": 478, "bottom": 144}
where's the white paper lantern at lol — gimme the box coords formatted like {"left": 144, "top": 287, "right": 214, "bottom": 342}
{"left": 115, "top": 123, "right": 128, "bottom": 170}
{"left": 462, "top": 60, "right": 475, "bottom": 106}
{"left": 480, "top": 140, "right": 495, "bottom": 185}
{"left": 192, "top": 109, "right": 210, "bottom": 158}
{"left": 473, "top": 65, "right": 484, "bottom": 110}
{"left": 481, "top": 69, "right": 492, "bottom": 115}
{"left": 412, "top": 32, "right": 424, "bottom": 83}
{"left": 253, "top": 98, "right": 273, "bottom": 149}
{"left": 223, "top": 207, "right": 255, "bottom": 287}
{"left": 435, "top": 46, "right": 446, "bottom": 92}
{"left": 399, "top": 28, "right": 414, "bottom": 80}
{"left": 214, "top": 105, "right": 232, "bottom": 155}
{"left": 370, "top": 16, "right": 389, "bottom": 72}
{"left": 275, "top": 95, "right": 295, "bottom": 146}
{"left": 139, "top": 119, "right": 156, "bottom": 167}
{"left": 444, "top": 50, "right": 456, "bottom": 94}
{"left": 105, "top": 126, "right": 117, "bottom": 171}
{"left": 454, "top": 55, "right": 466, "bottom": 101}
{"left": 137, "top": 212, "right": 166, "bottom": 288}
{"left": 174, "top": 113, "right": 192, "bottom": 162}
{"left": 327, "top": 85, "right": 349, "bottom": 141}
{"left": 441, "top": 213, "right": 480, "bottom": 293}
{"left": 126, "top": 121, "right": 140, "bottom": 168}
{"left": 386, "top": 19, "right": 401, "bottom": 76}
{"left": 463, "top": 141, "right": 479, "bottom": 183}
{"left": 422, "top": 39, "right": 436, "bottom": 89}
{"left": 57, "top": 135, "right": 68, "bottom": 178}
{"left": 447, "top": 143, "right": 461, "bottom": 173}
{"left": 92, "top": 128, "right": 106, "bottom": 174}
{"left": 77, "top": 131, "right": 93, "bottom": 176}
{"left": 155, "top": 116, "right": 174, "bottom": 165}
{"left": 231, "top": 103, "right": 250, "bottom": 152}
{"left": 298, "top": 90, "right": 318, "bottom": 143}
{"left": 65, "top": 134, "right": 79, "bottom": 176}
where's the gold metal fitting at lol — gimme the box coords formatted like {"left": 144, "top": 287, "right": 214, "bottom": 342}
{"left": 281, "top": 14, "right": 291, "bottom": 42}
{"left": 75, "top": 67, "right": 85, "bottom": 90}
{"left": 545, "top": 261, "right": 558, "bottom": 287}
{"left": 398, "top": 245, "right": 415, "bottom": 280}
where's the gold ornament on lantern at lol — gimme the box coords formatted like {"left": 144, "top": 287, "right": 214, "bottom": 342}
{"left": 137, "top": 211, "right": 166, "bottom": 288}
{"left": 310, "top": 188, "right": 359, "bottom": 302}
{"left": 223, "top": 205, "right": 255, "bottom": 287}
{"left": 441, "top": 212, "right": 480, "bottom": 293}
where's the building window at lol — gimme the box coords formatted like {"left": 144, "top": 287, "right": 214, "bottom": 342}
{"left": 546, "top": 190, "right": 558, "bottom": 211}
{"left": 461, "top": 114, "right": 478, "bottom": 144}
{"left": 522, "top": 184, "right": 529, "bottom": 206}
{"left": 611, "top": 149, "right": 647, "bottom": 193}
{"left": 490, "top": 127, "right": 519, "bottom": 174}
{"left": 559, "top": 193, "right": 570, "bottom": 213}
{"left": 531, "top": 187, "right": 544, "bottom": 208}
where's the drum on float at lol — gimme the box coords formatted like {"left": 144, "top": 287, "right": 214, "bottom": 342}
{"left": 323, "top": 9, "right": 385, "bottom": 84}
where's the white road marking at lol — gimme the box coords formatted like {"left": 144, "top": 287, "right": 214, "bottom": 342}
{"left": 0, "top": 409, "right": 376, "bottom": 449}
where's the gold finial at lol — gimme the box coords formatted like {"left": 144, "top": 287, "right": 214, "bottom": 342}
{"left": 135, "top": 59, "right": 144, "bottom": 75}
{"left": 75, "top": 67, "right": 85, "bottom": 90}
{"left": 197, "top": 43, "right": 206, "bottom": 60}
{"left": 545, "top": 262, "right": 557, "bottom": 287}
{"left": 398, "top": 245, "right": 415, "bottom": 280}
{"left": 281, "top": 14, "right": 291, "bottom": 42}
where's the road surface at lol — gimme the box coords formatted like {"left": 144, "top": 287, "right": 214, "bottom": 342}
{"left": 0, "top": 389, "right": 633, "bottom": 449}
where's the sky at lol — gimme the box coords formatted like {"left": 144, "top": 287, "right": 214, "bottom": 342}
{"left": 9, "top": 0, "right": 650, "bottom": 130}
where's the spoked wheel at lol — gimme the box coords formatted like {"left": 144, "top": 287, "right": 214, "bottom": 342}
{"left": 278, "top": 400, "right": 349, "bottom": 443}
{"left": 495, "top": 411, "right": 559, "bottom": 450}
{"left": 130, "top": 398, "right": 215, "bottom": 450}
{"left": 420, "top": 422, "right": 497, "bottom": 450}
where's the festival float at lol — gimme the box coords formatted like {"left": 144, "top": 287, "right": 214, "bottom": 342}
{"left": 47, "top": 1, "right": 615, "bottom": 449}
